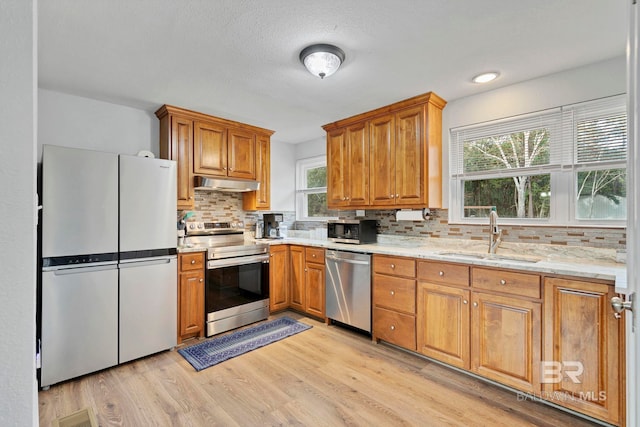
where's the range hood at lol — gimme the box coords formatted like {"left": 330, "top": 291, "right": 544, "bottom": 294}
{"left": 194, "top": 176, "right": 260, "bottom": 192}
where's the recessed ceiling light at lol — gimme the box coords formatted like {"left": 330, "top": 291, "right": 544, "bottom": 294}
{"left": 472, "top": 72, "right": 500, "bottom": 84}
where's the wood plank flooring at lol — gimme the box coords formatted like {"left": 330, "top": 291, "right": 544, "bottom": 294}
{"left": 39, "top": 312, "right": 599, "bottom": 426}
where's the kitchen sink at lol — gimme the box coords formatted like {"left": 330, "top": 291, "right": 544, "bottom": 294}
{"left": 436, "top": 251, "right": 541, "bottom": 263}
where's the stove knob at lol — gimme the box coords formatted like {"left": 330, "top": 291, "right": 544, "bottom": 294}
{"left": 189, "top": 224, "right": 195, "bottom": 229}
{"left": 197, "top": 223, "right": 204, "bottom": 229}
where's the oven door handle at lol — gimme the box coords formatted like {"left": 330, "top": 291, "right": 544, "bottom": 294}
{"left": 207, "top": 254, "right": 270, "bottom": 269}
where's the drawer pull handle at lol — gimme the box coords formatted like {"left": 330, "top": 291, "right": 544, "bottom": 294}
{"left": 500, "top": 279, "right": 507, "bottom": 285}
{"left": 463, "top": 299, "right": 468, "bottom": 304}
{"left": 390, "top": 325, "right": 395, "bottom": 331}
{"left": 439, "top": 271, "right": 444, "bottom": 276}
{"left": 390, "top": 264, "right": 395, "bottom": 269}
{"left": 191, "top": 260, "right": 196, "bottom": 264}
{"left": 473, "top": 302, "right": 478, "bottom": 307}
{"left": 390, "top": 290, "right": 395, "bottom": 296}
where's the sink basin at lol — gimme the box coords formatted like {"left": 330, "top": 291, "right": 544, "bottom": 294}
{"left": 436, "top": 251, "right": 540, "bottom": 263}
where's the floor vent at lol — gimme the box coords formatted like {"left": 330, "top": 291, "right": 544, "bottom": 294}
{"left": 52, "top": 407, "right": 98, "bottom": 427}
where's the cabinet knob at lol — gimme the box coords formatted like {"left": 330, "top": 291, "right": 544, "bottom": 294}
{"left": 439, "top": 271, "right": 444, "bottom": 276}
{"left": 229, "top": 168, "right": 233, "bottom": 171}
{"left": 390, "top": 290, "right": 395, "bottom": 296}
{"left": 390, "top": 194, "right": 394, "bottom": 198}
{"left": 312, "top": 254, "right": 316, "bottom": 258}
{"left": 342, "top": 197, "right": 347, "bottom": 201}
{"left": 346, "top": 196, "right": 349, "bottom": 200}
{"left": 395, "top": 194, "right": 399, "bottom": 198}
{"left": 191, "top": 260, "right": 196, "bottom": 264}
{"left": 390, "top": 325, "right": 395, "bottom": 331}
{"left": 473, "top": 302, "right": 478, "bottom": 307}
{"left": 270, "top": 253, "right": 273, "bottom": 257}
{"left": 305, "top": 268, "right": 308, "bottom": 272}
{"left": 463, "top": 299, "right": 468, "bottom": 304}
{"left": 199, "top": 279, "right": 203, "bottom": 282}
{"left": 500, "top": 279, "right": 507, "bottom": 285}
{"left": 390, "top": 264, "right": 395, "bottom": 269}
{"left": 223, "top": 167, "right": 227, "bottom": 170}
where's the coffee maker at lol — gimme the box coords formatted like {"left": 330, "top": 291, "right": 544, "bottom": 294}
{"left": 263, "top": 213, "right": 283, "bottom": 239}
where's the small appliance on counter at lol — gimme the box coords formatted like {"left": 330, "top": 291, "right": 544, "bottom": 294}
{"left": 263, "top": 213, "right": 284, "bottom": 239}
{"left": 327, "top": 219, "right": 377, "bottom": 244}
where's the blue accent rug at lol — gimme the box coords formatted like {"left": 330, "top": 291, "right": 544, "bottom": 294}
{"left": 178, "top": 317, "right": 312, "bottom": 371}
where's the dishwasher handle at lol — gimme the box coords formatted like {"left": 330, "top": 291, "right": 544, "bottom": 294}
{"left": 326, "top": 255, "right": 371, "bottom": 266}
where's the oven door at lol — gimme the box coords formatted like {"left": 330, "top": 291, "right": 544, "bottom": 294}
{"left": 205, "top": 254, "right": 270, "bottom": 317}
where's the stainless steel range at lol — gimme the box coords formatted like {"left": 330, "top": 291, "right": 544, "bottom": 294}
{"left": 185, "top": 222, "right": 270, "bottom": 336}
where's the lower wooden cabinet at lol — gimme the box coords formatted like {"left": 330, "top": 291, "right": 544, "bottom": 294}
{"left": 544, "top": 277, "right": 623, "bottom": 425}
{"left": 288, "top": 245, "right": 325, "bottom": 319}
{"left": 177, "top": 252, "right": 205, "bottom": 343}
{"left": 373, "top": 255, "right": 417, "bottom": 351}
{"left": 269, "top": 245, "right": 289, "bottom": 312}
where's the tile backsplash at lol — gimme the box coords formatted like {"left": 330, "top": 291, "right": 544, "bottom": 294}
{"left": 184, "top": 191, "right": 625, "bottom": 250}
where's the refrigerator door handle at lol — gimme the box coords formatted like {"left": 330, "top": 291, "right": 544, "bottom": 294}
{"left": 118, "top": 256, "right": 176, "bottom": 268}
{"left": 47, "top": 264, "right": 118, "bottom": 275}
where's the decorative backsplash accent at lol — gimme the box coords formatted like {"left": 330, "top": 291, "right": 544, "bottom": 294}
{"left": 184, "top": 191, "right": 625, "bottom": 250}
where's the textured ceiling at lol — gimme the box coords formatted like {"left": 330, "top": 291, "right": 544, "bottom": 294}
{"left": 38, "top": 0, "right": 627, "bottom": 144}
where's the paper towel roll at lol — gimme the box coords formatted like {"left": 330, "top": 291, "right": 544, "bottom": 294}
{"left": 396, "top": 209, "right": 427, "bottom": 221}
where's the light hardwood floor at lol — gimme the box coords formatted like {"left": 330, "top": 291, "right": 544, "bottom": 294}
{"left": 39, "top": 312, "right": 599, "bottom": 426}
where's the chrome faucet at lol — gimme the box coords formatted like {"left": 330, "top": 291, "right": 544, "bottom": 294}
{"left": 488, "top": 207, "right": 502, "bottom": 254}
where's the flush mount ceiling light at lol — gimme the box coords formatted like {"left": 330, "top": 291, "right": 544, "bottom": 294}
{"left": 472, "top": 71, "right": 500, "bottom": 84}
{"left": 299, "top": 44, "right": 345, "bottom": 79}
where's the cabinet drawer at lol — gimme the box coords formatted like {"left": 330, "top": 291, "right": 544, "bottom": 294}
{"left": 180, "top": 252, "right": 205, "bottom": 272}
{"left": 374, "top": 275, "right": 416, "bottom": 314}
{"left": 472, "top": 267, "right": 540, "bottom": 299}
{"left": 305, "top": 247, "right": 325, "bottom": 264}
{"left": 417, "top": 261, "right": 469, "bottom": 287}
{"left": 374, "top": 307, "right": 416, "bottom": 351}
{"left": 373, "top": 255, "right": 415, "bottom": 277}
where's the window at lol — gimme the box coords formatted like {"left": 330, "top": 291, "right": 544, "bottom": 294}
{"left": 450, "top": 95, "right": 626, "bottom": 225}
{"left": 296, "top": 156, "right": 339, "bottom": 221}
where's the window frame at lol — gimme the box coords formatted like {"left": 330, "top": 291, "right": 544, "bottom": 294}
{"left": 449, "top": 94, "right": 627, "bottom": 227}
{"left": 295, "top": 155, "right": 338, "bottom": 222}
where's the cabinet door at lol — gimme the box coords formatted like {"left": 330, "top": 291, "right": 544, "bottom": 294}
{"left": 327, "top": 128, "right": 349, "bottom": 207}
{"left": 227, "top": 128, "right": 256, "bottom": 179}
{"left": 347, "top": 121, "right": 369, "bottom": 206}
{"left": 194, "top": 121, "right": 227, "bottom": 176}
{"left": 179, "top": 270, "right": 204, "bottom": 341}
{"left": 369, "top": 114, "right": 396, "bottom": 206}
{"left": 544, "top": 278, "right": 621, "bottom": 425}
{"left": 417, "top": 282, "right": 470, "bottom": 369}
{"left": 269, "top": 245, "right": 289, "bottom": 312}
{"left": 171, "top": 116, "right": 194, "bottom": 210}
{"left": 395, "top": 106, "right": 424, "bottom": 205}
{"left": 243, "top": 135, "right": 270, "bottom": 210}
{"left": 305, "top": 261, "right": 325, "bottom": 318}
{"left": 289, "top": 246, "right": 305, "bottom": 311}
{"left": 471, "top": 292, "right": 541, "bottom": 393}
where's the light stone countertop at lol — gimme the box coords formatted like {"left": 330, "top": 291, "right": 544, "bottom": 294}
{"left": 261, "top": 233, "right": 628, "bottom": 292}
{"left": 178, "top": 233, "right": 627, "bottom": 292}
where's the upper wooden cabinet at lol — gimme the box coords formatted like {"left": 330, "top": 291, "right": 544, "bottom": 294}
{"left": 155, "top": 105, "right": 273, "bottom": 210}
{"left": 323, "top": 92, "right": 446, "bottom": 210}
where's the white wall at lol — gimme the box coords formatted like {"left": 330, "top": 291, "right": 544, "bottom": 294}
{"left": 441, "top": 56, "right": 627, "bottom": 208}
{"left": 38, "top": 89, "right": 157, "bottom": 160}
{"left": 295, "top": 136, "right": 326, "bottom": 159}
{"left": 0, "top": 0, "right": 38, "bottom": 425}
{"left": 270, "top": 140, "right": 296, "bottom": 211}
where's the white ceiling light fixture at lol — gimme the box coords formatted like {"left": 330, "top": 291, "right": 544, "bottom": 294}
{"left": 472, "top": 71, "right": 500, "bottom": 84}
{"left": 300, "top": 44, "right": 345, "bottom": 79}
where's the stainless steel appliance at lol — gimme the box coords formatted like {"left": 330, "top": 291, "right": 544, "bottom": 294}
{"left": 184, "top": 222, "right": 270, "bottom": 336}
{"left": 263, "top": 213, "right": 284, "bottom": 239}
{"left": 327, "top": 219, "right": 377, "bottom": 244}
{"left": 40, "top": 145, "right": 177, "bottom": 388}
{"left": 325, "top": 249, "right": 372, "bottom": 333}
{"left": 118, "top": 154, "right": 177, "bottom": 363}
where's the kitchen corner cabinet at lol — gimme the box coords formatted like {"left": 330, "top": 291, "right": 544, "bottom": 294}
{"left": 177, "top": 252, "right": 205, "bottom": 344}
{"left": 155, "top": 105, "right": 273, "bottom": 210}
{"left": 544, "top": 277, "right": 623, "bottom": 425}
{"left": 373, "top": 255, "right": 417, "bottom": 351}
{"left": 289, "top": 245, "right": 325, "bottom": 319}
{"left": 323, "top": 92, "right": 446, "bottom": 210}
{"left": 243, "top": 135, "right": 271, "bottom": 210}
{"left": 269, "top": 245, "right": 289, "bottom": 312}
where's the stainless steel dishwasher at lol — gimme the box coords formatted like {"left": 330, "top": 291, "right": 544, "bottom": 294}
{"left": 325, "top": 250, "right": 372, "bottom": 333}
